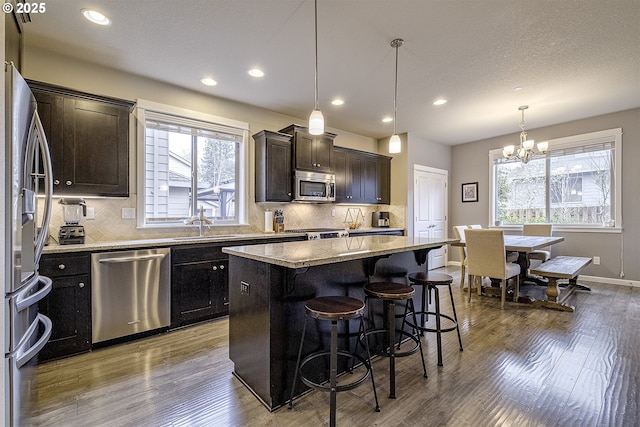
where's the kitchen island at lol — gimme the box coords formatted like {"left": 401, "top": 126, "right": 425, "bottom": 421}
{"left": 222, "top": 235, "right": 456, "bottom": 410}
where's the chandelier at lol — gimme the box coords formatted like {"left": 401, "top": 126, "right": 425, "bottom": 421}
{"left": 502, "top": 105, "right": 548, "bottom": 163}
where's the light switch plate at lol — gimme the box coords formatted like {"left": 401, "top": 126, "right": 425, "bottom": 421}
{"left": 85, "top": 207, "right": 95, "bottom": 220}
{"left": 122, "top": 208, "right": 136, "bottom": 219}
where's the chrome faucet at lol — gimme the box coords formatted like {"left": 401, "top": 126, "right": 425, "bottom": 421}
{"left": 185, "top": 206, "right": 213, "bottom": 236}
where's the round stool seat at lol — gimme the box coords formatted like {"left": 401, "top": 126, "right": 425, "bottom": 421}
{"left": 408, "top": 271, "right": 453, "bottom": 286}
{"left": 364, "top": 282, "right": 414, "bottom": 300}
{"left": 305, "top": 296, "right": 365, "bottom": 320}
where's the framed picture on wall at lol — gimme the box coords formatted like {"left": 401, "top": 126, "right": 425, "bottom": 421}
{"left": 462, "top": 182, "right": 478, "bottom": 203}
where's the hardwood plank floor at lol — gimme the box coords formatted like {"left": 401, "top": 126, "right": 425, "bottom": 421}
{"left": 23, "top": 267, "right": 640, "bottom": 426}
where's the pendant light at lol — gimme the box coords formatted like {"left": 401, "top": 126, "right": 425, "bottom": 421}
{"left": 389, "top": 38, "right": 404, "bottom": 154}
{"left": 308, "top": 0, "right": 324, "bottom": 135}
{"left": 502, "top": 105, "right": 549, "bottom": 164}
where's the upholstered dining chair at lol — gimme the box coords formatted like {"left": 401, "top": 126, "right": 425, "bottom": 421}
{"left": 465, "top": 229, "right": 521, "bottom": 310}
{"left": 452, "top": 226, "right": 469, "bottom": 291}
{"left": 522, "top": 223, "right": 553, "bottom": 268}
{"left": 468, "top": 224, "right": 483, "bottom": 229}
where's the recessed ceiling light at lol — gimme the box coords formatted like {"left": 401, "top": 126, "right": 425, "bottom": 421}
{"left": 433, "top": 99, "right": 447, "bottom": 106}
{"left": 331, "top": 99, "right": 344, "bottom": 106}
{"left": 248, "top": 68, "right": 264, "bottom": 78}
{"left": 382, "top": 117, "right": 393, "bottom": 123}
{"left": 514, "top": 86, "right": 523, "bottom": 91}
{"left": 82, "top": 9, "right": 111, "bottom": 26}
{"left": 201, "top": 77, "right": 218, "bottom": 86}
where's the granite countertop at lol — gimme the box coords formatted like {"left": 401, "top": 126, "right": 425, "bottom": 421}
{"left": 222, "top": 235, "right": 457, "bottom": 269}
{"left": 42, "top": 228, "right": 405, "bottom": 254}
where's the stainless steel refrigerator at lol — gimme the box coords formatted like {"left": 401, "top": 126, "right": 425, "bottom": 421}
{"left": 4, "top": 63, "right": 54, "bottom": 426}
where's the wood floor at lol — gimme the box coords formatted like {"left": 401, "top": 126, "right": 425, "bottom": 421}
{"left": 24, "top": 267, "right": 640, "bottom": 426}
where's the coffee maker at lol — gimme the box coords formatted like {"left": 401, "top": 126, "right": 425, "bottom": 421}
{"left": 58, "top": 198, "right": 86, "bottom": 244}
{"left": 371, "top": 211, "right": 390, "bottom": 228}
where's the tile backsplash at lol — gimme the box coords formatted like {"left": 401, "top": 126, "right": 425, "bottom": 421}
{"left": 46, "top": 196, "right": 405, "bottom": 244}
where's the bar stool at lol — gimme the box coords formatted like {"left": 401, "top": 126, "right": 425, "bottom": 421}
{"left": 406, "top": 271, "right": 463, "bottom": 367}
{"left": 362, "top": 281, "right": 428, "bottom": 399}
{"left": 289, "top": 296, "right": 380, "bottom": 427}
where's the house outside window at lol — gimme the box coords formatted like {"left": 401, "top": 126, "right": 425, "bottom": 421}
{"left": 490, "top": 128, "right": 622, "bottom": 228}
{"left": 136, "top": 100, "right": 249, "bottom": 227}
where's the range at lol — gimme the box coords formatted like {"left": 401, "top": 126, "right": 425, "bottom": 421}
{"left": 286, "top": 228, "right": 349, "bottom": 240}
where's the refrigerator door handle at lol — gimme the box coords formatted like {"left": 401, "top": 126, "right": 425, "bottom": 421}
{"left": 15, "top": 275, "right": 52, "bottom": 312}
{"left": 27, "top": 109, "right": 53, "bottom": 260}
{"left": 15, "top": 313, "right": 53, "bottom": 369}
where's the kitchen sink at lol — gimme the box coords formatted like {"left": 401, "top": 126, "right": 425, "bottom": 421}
{"left": 173, "top": 235, "right": 241, "bottom": 241}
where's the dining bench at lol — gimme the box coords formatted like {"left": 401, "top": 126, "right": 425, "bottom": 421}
{"left": 529, "top": 256, "right": 592, "bottom": 312}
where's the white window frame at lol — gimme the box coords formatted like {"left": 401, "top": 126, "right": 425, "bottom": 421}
{"left": 488, "top": 128, "right": 622, "bottom": 233}
{"left": 135, "top": 99, "right": 249, "bottom": 228}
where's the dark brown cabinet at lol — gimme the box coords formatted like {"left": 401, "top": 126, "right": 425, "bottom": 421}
{"left": 334, "top": 147, "right": 391, "bottom": 204}
{"left": 279, "top": 125, "right": 335, "bottom": 173}
{"left": 28, "top": 81, "right": 134, "bottom": 197}
{"left": 38, "top": 253, "right": 91, "bottom": 361}
{"left": 253, "top": 130, "right": 293, "bottom": 202}
{"left": 364, "top": 154, "right": 391, "bottom": 204}
{"left": 171, "top": 245, "right": 229, "bottom": 328}
{"left": 333, "top": 147, "right": 365, "bottom": 203}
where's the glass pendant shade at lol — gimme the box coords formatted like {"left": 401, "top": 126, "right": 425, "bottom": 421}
{"left": 389, "top": 134, "right": 401, "bottom": 153}
{"left": 523, "top": 139, "right": 535, "bottom": 150}
{"left": 503, "top": 145, "right": 515, "bottom": 157}
{"left": 308, "top": 109, "right": 324, "bottom": 135}
{"left": 537, "top": 141, "right": 549, "bottom": 152}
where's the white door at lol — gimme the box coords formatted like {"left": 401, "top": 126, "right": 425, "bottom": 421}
{"left": 414, "top": 166, "right": 448, "bottom": 269}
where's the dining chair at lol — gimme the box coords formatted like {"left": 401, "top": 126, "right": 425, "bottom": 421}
{"left": 468, "top": 224, "right": 483, "bottom": 229}
{"left": 452, "top": 226, "right": 469, "bottom": 291}
{"left": 465, "top": 229, "right": 521, "bottom": 309}
{"left": 522, "top": 223, "right": 553, "bottom": 267}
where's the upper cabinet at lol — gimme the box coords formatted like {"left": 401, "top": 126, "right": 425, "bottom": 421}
{"left": 28, "top": 80, "right": 134, "bottom": 197}
{"left": 279, "top": 124, "right": 335, "bottom": 173}
{"left": 334, "top": 146, "right": 391, "bottom": 205}
{"left": 253, "top": 130, "right": 293, "bottom": 202}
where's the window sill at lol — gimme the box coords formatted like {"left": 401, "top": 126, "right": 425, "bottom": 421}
{"left": 490, "top": 225, "right": 622, "bottom": 234}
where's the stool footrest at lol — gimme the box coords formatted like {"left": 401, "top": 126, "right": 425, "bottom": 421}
{"left": 405, "top": 311, "right": 458, "bottom": 333}
{"left": 299, "top": 350, "right": 372, "bottom": 393}
{"left": 361, "top": 328, "right": 421, "bottom": 358}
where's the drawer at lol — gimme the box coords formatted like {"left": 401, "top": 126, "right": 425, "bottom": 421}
{"left": 40, "top": 254, "right": 90, "bottom": 277}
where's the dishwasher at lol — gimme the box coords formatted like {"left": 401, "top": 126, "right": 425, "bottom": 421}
{"left": 91, "top": 248, "right": 171, "bottom": 343}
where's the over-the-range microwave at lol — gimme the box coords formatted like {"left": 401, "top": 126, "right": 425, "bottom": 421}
{"left": 294, "top": 170, "right": 335, "bottom": 202}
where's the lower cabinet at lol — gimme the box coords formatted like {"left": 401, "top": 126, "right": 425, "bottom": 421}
{"left": 171, "top": 246, "right": 229, "bottom": 328}
{"left": 38, "top": 253, "right": 91, "bottom": 362}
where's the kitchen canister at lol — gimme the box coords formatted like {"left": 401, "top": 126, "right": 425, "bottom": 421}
{"left": 264, "top": 210, "right": 274, "bottom": 232}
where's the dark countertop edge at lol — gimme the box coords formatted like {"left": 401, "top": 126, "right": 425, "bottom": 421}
{"left": 223, "top": 236, "right": 456, "bottom": 269}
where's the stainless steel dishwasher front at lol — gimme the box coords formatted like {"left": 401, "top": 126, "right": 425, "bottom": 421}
{"left": 91, "top": 248, "right": 171, "bottom": 343}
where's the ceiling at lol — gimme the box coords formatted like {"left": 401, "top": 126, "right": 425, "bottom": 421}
{"left": 23, "top": 0, "right": 640, "bottom": 145}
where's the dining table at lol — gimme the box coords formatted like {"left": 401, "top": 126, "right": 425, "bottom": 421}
{"left": 452, "top": 234, "right": 565, "bottom": 303}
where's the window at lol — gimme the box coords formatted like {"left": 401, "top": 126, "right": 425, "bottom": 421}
{"left": 490, "top": 128, "right": 622, "bottom": 227}
{"left": 136, "top": 100, "right": 249, "bottom": 227}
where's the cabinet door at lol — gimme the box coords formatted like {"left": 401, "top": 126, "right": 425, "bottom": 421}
{"left": 172, "top": 260, "right": 215, "bottom": 327}
{"left": 62, "top": 98, "right": 129, "bottom": 196}
{"left": 376, "top": 156, "right": 391, "bottom": 204}
{"left": 364, "top": 155, "right": 391, "bottom": 204}
{"left": 333, "top": 149, "right": 349, "bottom": 202}
{"left": 265, "top": 137, "right": 292, "bottom": 201}
{"left": 39, "top": 274, "right": 91, "bottom": 361}
{"left": 313, "top": 135, "right": 333, "bottom": 173}
{"left": 32, "top": 90, "right": 65, "bottom": 189}
{"left": 348, "top": 153, "right": 364, "bottom": 202}
{"left": 294, "top": 131, "right": 316, "bottom": 171}
{"left": 211, "top": 259, "right": 229, "bottom": 315}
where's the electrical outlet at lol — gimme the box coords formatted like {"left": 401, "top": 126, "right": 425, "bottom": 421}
{"left": 593, "top": 256, "right": 600, "bottom": 265}
{"left": 241, "top": 281, "right": 250, "bottom": 295}
{"left": 85, "top": 207, "right": 95, "bottom": 220}
{"left": 122, "top": 208, "right": 136, "bottom": 219}
{"left": 331, "top": 209, "right": 336, "bottom": 217}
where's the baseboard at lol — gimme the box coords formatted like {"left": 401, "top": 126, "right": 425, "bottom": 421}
{"left": 578, "top": 275, "right": 640, "bottom": 288}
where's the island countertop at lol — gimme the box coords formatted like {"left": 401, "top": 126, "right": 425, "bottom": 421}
{"left": 222, "top": 235, "right": 457, "bottom": 269}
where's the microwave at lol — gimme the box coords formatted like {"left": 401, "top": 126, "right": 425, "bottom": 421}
{"left": 294, "top": 170, "right": 335, "bottom": 202}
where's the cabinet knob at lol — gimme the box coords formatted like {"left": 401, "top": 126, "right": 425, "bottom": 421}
{"left": 54, "top": 179, "right": 60, "bottom": 185}
{"left": 58, "top": 264, "right": 65, "bottom": 270}
{"left": 65, "top": 180, "right": 72, "bottom": 186}
{"left": 220, "top": 265, "right": 225, "bottom": 269}
{"left": 78, "top": 282, "right": 85, "bottom": 288}
{"left": 212, "top": 266, "right": 217, "bottom": 270}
